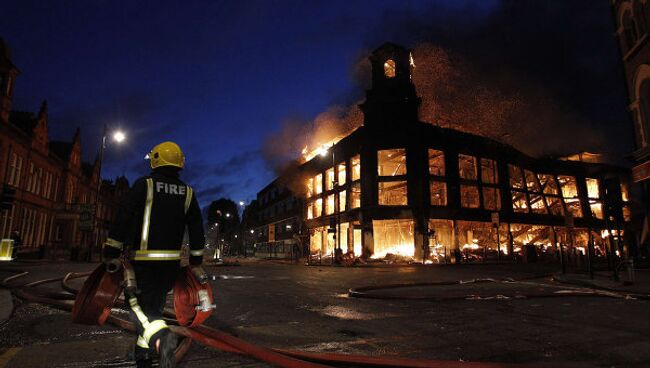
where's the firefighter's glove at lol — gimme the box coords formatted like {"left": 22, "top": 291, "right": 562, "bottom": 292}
{"left": 191, "top": 266, "right": 209, "bottom": 284}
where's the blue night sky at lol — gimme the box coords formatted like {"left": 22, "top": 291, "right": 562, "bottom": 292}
{"left": 1, "top": 1, "right": 628, "bottom": 208}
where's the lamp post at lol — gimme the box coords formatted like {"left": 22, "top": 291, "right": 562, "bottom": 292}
{"left": 92, "top": 125, "right": 125, "bottom": 261}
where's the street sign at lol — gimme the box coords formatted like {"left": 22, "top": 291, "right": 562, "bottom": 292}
{"left": 632, "top": 160, "right": 650, "bottom": 183}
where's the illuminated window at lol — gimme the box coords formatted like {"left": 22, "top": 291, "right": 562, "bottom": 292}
{"left": 351, "top": 183, "right": 361, "bottom": 208}
{"left": 326, "top": 194, "right": 335, "bottom": 215}
{"left": 428, "top": 149, "right": 445, "bottom": 176}
{"left": 508, "top": 165, "right": 524, "bottom": 189}
{"left": 384, "top": 59, "right": 396, "bottom": 78}
{"left": 586, "top": 178, "right": 600, "bottom": 198}
{"left": 529, "top": 193, "right": 547, "bottom": 214}
{"left": 558, "top": 176, "right": 582, "bottom": 217}
{"left": 351, "top": 155, "right": 361, "bottom": 181}
{"left": 480, "top": 158, "right": 498, "bottom": 184}
{"left": 378, "top": 149, "right": 406, "bottom": 176}
{"left": 512, "top": 191, "right": 528, "bottom": 213}
{"left": 339, "top": 190, "right": 346, "bottom": 212}
{"left": 379, "top": 181, "right": 407, "bottom": 206}
{"left": 326, "top": 168, "right": 335, "bottom": 191}
{"left": 621, "top": 182, "right": 631, "bottom": 222}
{"left": 307, "top": 201, "right": 314, "bottom": 220}
{"left": 621, "top": 183, "right": 630, "bottom": 202}
{"left": 537, "top": 174, "right": 558, "bottom": 195}
{"left": 315, "top": 174, "right": 323, "bottom": 195}
{"left": 430, "top": 181, "right": 446, "bottom": 206}
{"left": 337, "top": 163, "right": 346, "bottom": 186}
{"left": 306, "top": 177, "right": 314, "bottom": 198}
{"left": 482, "top": 187, "right": 500, "bottom": 210}
{"left": 458, "top": 155, "right": 477, "bottom": 180}
{"left": 546, "top": 196, "right": 564, "bottom": 216}
{"left": 372, "top": 219, "right": 414, "bottom": 258}
{"left": 525, "top": 170, "right": 540, "bottom": 192}
{"left": 586, "top": 178, "right": 603, "bottom": 219}
{"left": 314, "top": 198, "right": 323, "bottom": 217}
{"left": 460, "top": 185, "right": 480, "bottom": 208}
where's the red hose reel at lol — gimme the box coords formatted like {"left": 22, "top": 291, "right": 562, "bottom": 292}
{"left": 72, "top": 262, "right": 214, "bottom": 327}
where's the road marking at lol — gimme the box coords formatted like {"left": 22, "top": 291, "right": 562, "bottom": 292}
{"left": 0, "top": 347, "right": 21, "bottom": 367}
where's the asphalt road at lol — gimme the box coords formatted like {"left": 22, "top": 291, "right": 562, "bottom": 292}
{"left": 1, "top": 260, "right": 649, "bottom": 367}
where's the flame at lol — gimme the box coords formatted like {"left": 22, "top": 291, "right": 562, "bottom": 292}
{"left": 370, "top": 243, "right": 415, "bottom": 259}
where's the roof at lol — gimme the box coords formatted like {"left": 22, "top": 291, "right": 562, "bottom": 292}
{"left": 9, "top": 111, "right": 37, "bottom": 135}
{"left": 49, "top": 141, "right": 73, "bottom": 161}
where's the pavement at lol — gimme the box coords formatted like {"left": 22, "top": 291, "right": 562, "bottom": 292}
{"left": 0, "top": 288, "right": 12, "bottom": 324}
{"left": 1, "top": 259, "right": 650, "bottom": 367}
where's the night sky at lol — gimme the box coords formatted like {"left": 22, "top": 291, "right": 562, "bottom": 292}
{"left": 2, "top": 0, "right": 631, "bottom": 208}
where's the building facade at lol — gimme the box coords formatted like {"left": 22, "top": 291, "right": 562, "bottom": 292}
{"left": 612, "top": 0, "right": 650, "bottom": 247}
{"left": 0, "top": 38, "right": 128, "bottom": 257}
{"left": 257, "top": 43, "right": 631, "bottom": 264}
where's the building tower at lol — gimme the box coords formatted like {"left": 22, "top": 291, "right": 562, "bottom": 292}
{"left": 0, "top": 38, "right": 19, "bottom": 124}
{"left": 359, "top": 42, "right": 421, "bottom": 129}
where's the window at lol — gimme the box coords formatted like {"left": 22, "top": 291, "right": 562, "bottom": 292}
{"left": 384, "top": 59, "right": 396, "bottom": 78}
{"left": 315, "top": 174, "right": 323, "bottom": 195}
{"left": 524, "top": 170, "right": 540, "bottom": 192}
{"left": 326, "top": 168, "right": 335, "bottom": 191}
{"left": 372, "top": 219, "right": 415, "bottom": 258}
{"left": 586, "top": 178, "right": 603, "bottom": 219}
{"left": 337, "top": 162, "right": 346, "bottom": 186}
{"left": 314, "top": 198, "right": 323, "bottom": 217}
{"left": 428, "top": 149, "right": 445, "bottom": 176}
{"left": 621, "top": 182, "right": 631, "bottom": 222}
{"left": 351, "top": 155, "right": 361, "bottom": 181}
{"left": 537, "top": 174, "right": 558, "bottom": 195}
{"left": 7, "top": 153, "right": 23, "bottom": 187}
{"left": 482, "top": 187, "right": 500, "bottom": 211}
{"left": 350, "top": 183, "right": 361, "bottom": 208}
{"left": 378, "top": 149, "right": 406, "bottom": 176}
{"left": 339, "top": 190, "right": 346, "bottom": 212}
{"left": 512, "top": 191, "right": 528, "bottom": 213}
{"left": 378, "top": 181, "right": 407, "bottom": 206}
{"left": 306, "top": 177, "right": 314, "bottom": 198}
{"left": 460, "top": 185, "right": 480, "bottom": 208}
{"left": 508, "top": 165, "right": 524, "bottom": 189}
{"left": 326, "top": 194, "right": 335, "bottom": 215}
{"left": 529, "top": 193, "right": 547, "bottom": 214}
{"left": 430, "top": 181, "right": 447, "bottom": 206}
{"left": 481, "top": 158, "right": 498, "bottom": 184}
{"left": 458, "top": 154, "right": 477, "bottom": 180}
{"left": 558, "top": 175, "right": 582, "bottom": 217}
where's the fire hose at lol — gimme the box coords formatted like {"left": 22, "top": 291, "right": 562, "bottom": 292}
{"left": 1, "top": 265, "right": 565, "bottom": 368}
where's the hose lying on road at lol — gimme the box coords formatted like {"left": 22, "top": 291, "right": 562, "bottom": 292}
{"left": 348, "top": 276, "right": 649, "bottom": 301}
{"left": 2, "top": 265, "right": 560, "bottom": 368}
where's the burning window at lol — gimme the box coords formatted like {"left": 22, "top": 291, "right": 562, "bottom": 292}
{"left": 326, "top": 194, "right": 335, "bottom": 215}
{"left": 558, "top": 176, "right": 582, "bottom": 217}
{"left": 546, "top": 196, "right": 564, "bottom": 216}
{"left": 621, "top": 182, "right": 631, "bottom": 222}
{"left": 306, "top": 177, "right": 314, "bottom": 198}
{"left": 353, "top": 223, "right": 362, "bottom": 256}
{"left": 510, "top": 224, "right": 553, "bottom": 258}
{"left": 326, "top": 168, "right": 335, "bottom": 191}
{"left": 620, "top": 182, "right": 630, "bottom": 202}
{"left": 482, "top": 187, "right": 500, "bottom": 210}
{"left": 508, "top": 164, "right": 524, "bottom": 189}
{"left": 525, "top": 170, "right": 540, "bottom": 192}
{"left": 315, "top": 174, "right": 323, "bottom": 195}
{"left": 428, "top": 149, "right": 445, "bottom": 176}
{"left": 351, "top": 183, "right": 361, "bottom": 208}
{"left": 529, "top": 193, "right": 547, "bottom": 214}
{"left": 430, "top": 180, "right": 446, "bottom": 206}
{"left": 337, "top": 162, "right": 346, "bottom": 185}
{"left": 314, "top": 198, "right": 323, "bottom": 217}
{"left": 537, "top": 174, "right": 558, "bottom": 195}
{"left": 372, "top": 219, "right": 414, "bottom": 258}
{"left": 512, "top": 191, "right": 528, "bottom": 213}
{"left": 428, "top": 219, "right": 453, "bottom": 263}
{"left": 310, "top": 227, "right": 323, "bottom": 254}
{"left": 460, "top": 185, "right": 480, "bottom": 208}
{"left": 379, "top": 181, "right": 407, "bottom": 206}
{"left": 307, "top": 201, "right": 314, "bottom": 220}
{"left": 351, "top": 155, "right": 361, "bottom": 181}
{"left": 378, "top": 149, "right": 407, "bottom": 176}
{"left": 458, "top": 154, "right": 477, "bottom": 180}
{"left": 481, "top": 158, "right": 498, "bottom": 184}
{"left": 338, "top": 190, "right": 346, "bottom": 212}
{"left": 339, "top": 222, "right": 349, "bottom": 252}
{"left": 586, "top": 178, "right": 603, "bottom": 219}
{"left": 457, "top": 221, "right": 505, "bottom": 261}
{"left": 384, "top": 59, "right": 396, "bottom": 78}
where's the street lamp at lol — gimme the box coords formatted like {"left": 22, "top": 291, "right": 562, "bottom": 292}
{"left": 94, "top": 125, "right": 126, "bottom": 261}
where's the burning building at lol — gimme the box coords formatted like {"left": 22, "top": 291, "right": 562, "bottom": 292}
{"left": 256, "top": 42, "right": 631, "bottom": 263}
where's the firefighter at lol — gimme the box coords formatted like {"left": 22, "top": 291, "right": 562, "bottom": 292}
{"left": 102, "top": 141, "right": 206, "bottom": 368}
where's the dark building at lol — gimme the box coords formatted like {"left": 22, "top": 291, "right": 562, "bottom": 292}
{"left": 611, "top": 0, "right": 650, "bottom": 247}
{"left": 0, "top": 38, "right": 128, "bottom": 257}
{"left": 255, "top": 42, "right": 631, "bottom": 264}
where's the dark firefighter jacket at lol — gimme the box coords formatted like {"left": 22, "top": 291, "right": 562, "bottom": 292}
{"left": 103, "top": 167, "right": 205, "bottom": 265}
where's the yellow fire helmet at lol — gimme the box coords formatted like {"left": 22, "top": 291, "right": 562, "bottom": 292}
{"left": 148, "top": 141, "right": 185, "bottom": 170}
